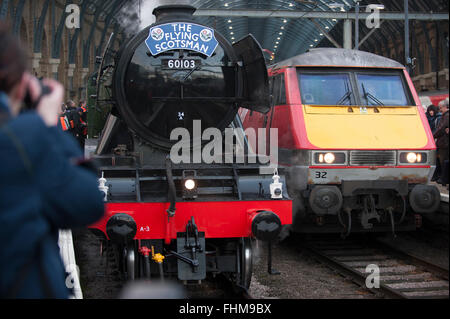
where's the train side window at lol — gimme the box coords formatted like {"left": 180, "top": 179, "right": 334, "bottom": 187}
{"left": 272, "top": 74, "right": 287, "bottom": 106}
{"left": 279, "top": 75, "right": 286, "bottom": 105}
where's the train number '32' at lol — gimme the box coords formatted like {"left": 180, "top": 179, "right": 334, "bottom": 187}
{"left": 315, "top": 171, "right": 327, "bottom": 179}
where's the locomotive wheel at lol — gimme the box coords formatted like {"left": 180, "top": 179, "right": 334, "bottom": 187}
{"left": 237, "top": 237, "right": 253, "bottom": 290}
{"left": 124, "top": 243, "right": 136, "bottom": 280}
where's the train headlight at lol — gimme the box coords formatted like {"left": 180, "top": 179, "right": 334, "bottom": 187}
{"left": 406, "top": 152, "right": 417, "bottom": 163}
{"left": 184, "top": 179, "right": 196, "bottom": 190}
{"left": 324, "top": 153, "right": 336, "bottom": 164}
{"left": 182, "top": 170, "right": 198, "bottom": 199}
{"left": 399, "top": 152, "right": 428, "bottom": 164}
{"left": 314, "top": 152, "right": 346, "bottom": 165}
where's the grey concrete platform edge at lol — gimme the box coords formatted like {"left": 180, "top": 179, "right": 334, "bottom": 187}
{"left": 58, "top": 230, "right": 83, "bottom": 299}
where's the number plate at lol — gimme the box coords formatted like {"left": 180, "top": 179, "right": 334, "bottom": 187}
{"left": 162, "top": 59, "right": 201, "bottom": 70}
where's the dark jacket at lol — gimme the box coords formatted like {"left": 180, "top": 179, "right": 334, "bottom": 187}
{"left": 0, "top": 93, "right": 105, "bottom": 298}
{"left": 426, "top": 105, "right": 438, "bottom": 133}
{"left": 426, "top": 113, "right": 437, "bottom": 133}
{"left": 434, "top": 110, "right": 449, "bottom": 149}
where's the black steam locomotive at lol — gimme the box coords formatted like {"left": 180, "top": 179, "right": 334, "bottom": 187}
{"left": 89, "top": 5, "right": 292, "bottom": 288}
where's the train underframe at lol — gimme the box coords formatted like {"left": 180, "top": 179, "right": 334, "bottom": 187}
{"left": 89, "top": 160, "right": 292, "bottom": 288}
{"left": 287, "top": 166, "right": 441, "bottom": 235}
{"left": 108, "top": 236, "right": 254, "bottom": 289}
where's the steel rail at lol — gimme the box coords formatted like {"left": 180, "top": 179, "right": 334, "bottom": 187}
{"left": 301, "top": 239, "right": 449, "bottom": 299}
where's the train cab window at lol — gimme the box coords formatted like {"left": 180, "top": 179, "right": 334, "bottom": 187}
{"left": 356, "top": 74, "right": 409, "bottom": 106}
{"left": 298, "top": 73, "right": 355, "bottom": 106}
{"left": 271, "top": 74, "right": 287, "bottom": 106}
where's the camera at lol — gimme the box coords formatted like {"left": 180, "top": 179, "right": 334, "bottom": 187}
{"left": 23, "top": 78, "right": 52, "bottom": 110}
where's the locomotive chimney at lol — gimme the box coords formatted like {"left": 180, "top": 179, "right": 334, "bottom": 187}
{"left": 152, "top": 5, "right": 196, "bottom": 23}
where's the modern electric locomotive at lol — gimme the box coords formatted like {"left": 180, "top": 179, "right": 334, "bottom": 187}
{"left": 88, "top": 5, "right": 292, "bottom": 288}
{"left": 240, "top": 48, "right": 440, "bottom": 236}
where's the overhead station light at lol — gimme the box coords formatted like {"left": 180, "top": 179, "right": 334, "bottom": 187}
{"left": 371, "top": 4, "right": 385, "bottom": 10}
{"left": 329, "top": 2, "right": 346, "bottom": 11}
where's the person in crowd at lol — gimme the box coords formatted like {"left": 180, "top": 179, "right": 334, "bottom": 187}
{"left": 427, "top": 104, "right": 441, "bottom": 182}
{"left": 434, "top": 102, "right": 443, "bottom": 131}
{"left": 57, "top": 103, "right": 70, "bottom": 132}
{"left": 75, "top": 105, "right": 87, "bottom": 150}
{"left": 0, "top": 23, "right": 105, "bottom": 299}
{"left": 426, "top": 105, "right": 439, "bottom": 133}
{"left": 64, "top": 100, "right": 78, "bottom": 137}
{"left": 433, "top": 99, "right": 449, "bottom": 186}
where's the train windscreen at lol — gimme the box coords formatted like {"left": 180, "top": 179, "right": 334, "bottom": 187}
{"left": 298, "top": 73, "right": 355, "bottom": 106}
{"left": 356, "top": 74, "right": 409, "bottom": 106}
{"left": 297, "top": 69, "right": 412, "bottom": 107}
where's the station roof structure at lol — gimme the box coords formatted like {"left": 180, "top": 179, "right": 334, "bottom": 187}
{"left": 75, "top": 0, "right": 449, "bottom": 63}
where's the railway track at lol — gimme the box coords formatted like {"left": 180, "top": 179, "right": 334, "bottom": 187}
{"left": 301, "top": 237, "right": 449, "bottom": 299}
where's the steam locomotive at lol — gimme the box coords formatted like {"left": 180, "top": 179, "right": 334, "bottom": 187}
{"left": 88, "top": 5, "right": 292, "bottom": 288}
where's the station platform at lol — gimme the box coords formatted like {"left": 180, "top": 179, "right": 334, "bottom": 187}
{"left": 58, "top": 230, "right": 83, "bottom": 299}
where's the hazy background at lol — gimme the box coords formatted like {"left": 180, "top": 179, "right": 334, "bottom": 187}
{"left": 117, "top": 0, "right": 195, "bottom": 34}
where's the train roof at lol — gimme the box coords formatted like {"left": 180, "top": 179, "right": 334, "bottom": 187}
{"left": 271, "top": 48, "right": 405, "bottom": 70}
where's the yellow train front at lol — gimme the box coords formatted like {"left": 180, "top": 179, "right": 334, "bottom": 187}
{"left": 241, "top": 48, "right": 440, "bottom": 235}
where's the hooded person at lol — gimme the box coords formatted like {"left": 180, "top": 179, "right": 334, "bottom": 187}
{"left": 426, "top": 104, "right": 438, "bottom": 133}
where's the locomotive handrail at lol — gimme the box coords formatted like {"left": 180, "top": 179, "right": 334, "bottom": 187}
{"left": 94, "top": 32, "right": 114, "bottom": 113}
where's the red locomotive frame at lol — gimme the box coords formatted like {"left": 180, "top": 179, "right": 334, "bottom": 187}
{"left": 91, "top": 200, "right": 292, "bottom": 244}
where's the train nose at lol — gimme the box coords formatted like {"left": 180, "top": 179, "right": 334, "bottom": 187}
{"left": 309, "top": 186, "right": 343, "bottom": 215}
{"left": 251, "top": 211, "right": 282, "bottom": 241}
{"left": 409, "top": 185, "right": 440, "bottom": 214}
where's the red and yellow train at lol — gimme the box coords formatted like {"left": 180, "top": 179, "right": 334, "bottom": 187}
{"left": 241, "top": 48, "right": 440, "bottom": 235}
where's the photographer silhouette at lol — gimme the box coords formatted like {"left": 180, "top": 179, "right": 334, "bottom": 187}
{"left": 0, "top": 22, "right": 104, "bottom": 299}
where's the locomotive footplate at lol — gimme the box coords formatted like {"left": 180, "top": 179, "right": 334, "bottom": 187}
{"left": 174, "top": 217, "right": 206, "bottom": 281}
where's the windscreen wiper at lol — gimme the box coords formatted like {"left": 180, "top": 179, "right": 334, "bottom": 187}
{"left": 361, "top": 83, "right": 384, "bottom": 106}
{"left": 337, "top": 91, "right": 352, "bottom": 105}
{"left": 336, "top": 81, "right": 353, "bottom": 105}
